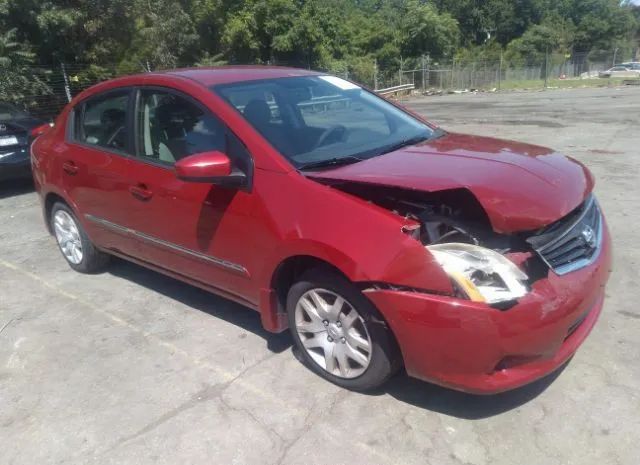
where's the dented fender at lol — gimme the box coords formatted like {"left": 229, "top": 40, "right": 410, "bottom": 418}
{"left": 256, "top": 170, "right": 454, "bottom": 291}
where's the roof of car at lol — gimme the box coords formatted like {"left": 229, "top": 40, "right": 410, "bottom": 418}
{"left": 70, "top": 66, "right": 327, "bottom": 109}
{"left": 163, "top": 66, "right": 324, "bottom": 86}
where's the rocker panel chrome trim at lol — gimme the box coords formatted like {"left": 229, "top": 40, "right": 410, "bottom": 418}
{"left": 85, "top": 214, "right": 250, "bottom": 277}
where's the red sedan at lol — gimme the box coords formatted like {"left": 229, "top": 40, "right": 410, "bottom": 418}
{"left": 31, "top": 67, "right": 611, "bottom": 393}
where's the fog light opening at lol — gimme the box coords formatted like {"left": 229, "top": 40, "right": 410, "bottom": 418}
{"left": 494, "top": 355, "right": 541, "bottom": 372}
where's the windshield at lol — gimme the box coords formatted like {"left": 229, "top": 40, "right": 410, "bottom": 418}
{"left": 0, "top": 103, "right": 28, "bottom": 120}
{"left": 213, "top": 76, "right": 437, "bottom": 169}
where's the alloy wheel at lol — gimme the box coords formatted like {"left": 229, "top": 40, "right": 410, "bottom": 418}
{"left": 53, "top": 210, "right": 83, "bottom": 265}
{"left": 294, "top": 288, "right": 372, "bottom": 378}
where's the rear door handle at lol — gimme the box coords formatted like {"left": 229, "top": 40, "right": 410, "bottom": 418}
{"left": 62, "top": 161, "right": 78, "bottom": 175}
{"left": 129, "top": 184, "right": 153, "bottom": 201}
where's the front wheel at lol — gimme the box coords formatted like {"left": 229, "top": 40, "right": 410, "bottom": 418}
{"left": 287, "top": 269, "right": 400, "bottom": 391}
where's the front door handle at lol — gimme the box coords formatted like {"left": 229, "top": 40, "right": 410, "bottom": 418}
{"left": 62, "top": 161, "right": 78, "bottom": 175}
{"left": 129, "top": 184, "right": 153, "bottom": 201}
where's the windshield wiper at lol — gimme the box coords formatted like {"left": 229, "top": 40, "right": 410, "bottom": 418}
{"left": 350, "top": 132, "right": 437, "bottom": 160}
{"left": 374, "top": 134, "right": 433, "bottom": 157}
{"left": 297, "top": 155, "right": 364, "bottom": 171}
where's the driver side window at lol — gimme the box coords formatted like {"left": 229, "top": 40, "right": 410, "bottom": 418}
{"left": 76, "top": 91, "right": 130, "bottom": 152}
{"left": 135, "top": 90, "right": 225, "bottom": 166}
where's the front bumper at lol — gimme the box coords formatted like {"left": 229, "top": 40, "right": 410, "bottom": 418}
{"left": 366, "top": 222, "right": 612, "bottom": 394}
{"left": 0, "top": 147, "right": 31, "bottom": 181}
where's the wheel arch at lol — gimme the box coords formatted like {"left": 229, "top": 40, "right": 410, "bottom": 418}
{"left": 262, "top": 254, "right": 403, "bottom": 356}
{"left": 271, "top": 255, "right": 350, "bottom": 315}
{"left": 276, "top": 256, "right": 405, "bottom": 381}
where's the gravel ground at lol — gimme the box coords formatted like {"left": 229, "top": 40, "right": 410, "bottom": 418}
{"left": 1, "top": 86, "right": 639, "bottom": 465}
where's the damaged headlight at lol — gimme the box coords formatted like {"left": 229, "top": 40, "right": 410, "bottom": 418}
{"left": 427, "top": 243, "right": 528, "bottom": 304}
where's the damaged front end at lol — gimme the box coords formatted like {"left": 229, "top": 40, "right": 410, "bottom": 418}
{"left": 314, "top": 180, "right": 600, "bottom": 309}
{"left": 301, "top": 141, "right": 610, "bottom": 392}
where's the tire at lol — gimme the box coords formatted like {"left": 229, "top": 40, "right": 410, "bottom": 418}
{"left": 50, "top": 202, "right": 110, "bottom": 273}
{"left": 287, "top": 268, "right": 401, "bottom": 391}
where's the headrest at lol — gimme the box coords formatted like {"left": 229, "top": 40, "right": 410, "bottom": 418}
{"left": 243, "top": 99, "right": 272, "bottom": 127}
{"left": 101, "top": 108, "right": 125, "bottom": 126}
{"left": 156, "top": 102, "right": 196, "bottom": 130}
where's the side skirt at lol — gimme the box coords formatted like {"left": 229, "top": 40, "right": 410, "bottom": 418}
{"left": 103, "top": 247, "right": 260, "bottom": 313}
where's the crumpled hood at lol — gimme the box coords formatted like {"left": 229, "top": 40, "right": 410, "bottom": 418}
{"left": 306, "top": 133, "right": 594, "bottom": 233}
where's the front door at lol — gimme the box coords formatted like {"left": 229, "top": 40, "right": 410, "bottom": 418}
{"left": 62, "top": 89, "right": 139, "bottom": 256}
{"left": 124, "top": 88, "right": 258, "bottom": 303}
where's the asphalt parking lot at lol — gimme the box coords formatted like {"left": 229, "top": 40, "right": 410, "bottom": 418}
{"left": 1, "top": 86, "right": 639, "bottom": 465}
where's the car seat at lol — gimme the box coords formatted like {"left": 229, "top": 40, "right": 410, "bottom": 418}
{"left": 155, "top": 102, "right": 197, "bottom": 163}
{"left": 243, "top": 99, "right": 295, "bottom": 155}
{"left": 101, "top": 108, "right": 126, "bottom": 149}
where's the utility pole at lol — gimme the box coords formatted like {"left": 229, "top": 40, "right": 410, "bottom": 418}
{"left": 450, "top": 58, "right": 455, "bottom": 89}
{"left": 61, "top": 63, "right": 72, "bottom": 103}
{"left": 426, "top": 54, "right": 431, "bottom": 90}
{"left": 471, "top": 61, "right": 476, "bottom": 89}
{"left": 374, "top": 58, "right": 378, "bottom": 91}
{"left": 544, "top": 47, "right": 549, "bottom": 89}
{"left": 399, "top": 56, "right": 403, "bottom": 85}
{"left": 498, "top": 51, "right": 503, "bottom": 91}
{"left": 421, "top": 55, "right": 426, "bottom": 91}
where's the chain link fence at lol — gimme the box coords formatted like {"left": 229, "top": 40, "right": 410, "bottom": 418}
{"left": 2, "top": 49, "right": 637, "bottom": 121}
{"left": 371, "top": 49, "right": 639, "bottom": 92}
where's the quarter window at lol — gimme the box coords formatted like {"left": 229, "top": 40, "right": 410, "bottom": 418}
{"left": 135, "top": 90, "right": 225, "bottom": 165}
{"left": 76, "top": 91, "right": 130, "bottom": 152}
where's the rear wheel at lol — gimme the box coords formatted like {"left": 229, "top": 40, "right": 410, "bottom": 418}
{"left": 287, "top": 269, "right": 400, "bottom": 391}
{"left": 50, "top": 202, "right": 110, "bottom": 273}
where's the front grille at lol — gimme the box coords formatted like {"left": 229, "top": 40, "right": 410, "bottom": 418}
{"left": 527, "top": 196, "right": 602, "bottom": 275}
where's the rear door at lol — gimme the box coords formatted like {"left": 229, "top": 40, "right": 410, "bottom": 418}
{"left": 61, "top": 89, "right": 138, "bottom": 255}
{"left": 123, "top": 87, "right": 258, "bottom": 302}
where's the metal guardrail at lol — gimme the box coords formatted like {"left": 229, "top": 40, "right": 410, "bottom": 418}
{"left": 237, "top": 95, "right": 351, "bottom": 115}
{"left": 298, "top": 96, "right": 350, "bottom": 112}
{"left": 375, "top": 84, "right": 416, "bottom": 96}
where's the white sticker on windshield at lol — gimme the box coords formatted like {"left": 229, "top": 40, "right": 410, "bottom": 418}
{"left": 319, "top": 75, "right": 361, "bottom": 90}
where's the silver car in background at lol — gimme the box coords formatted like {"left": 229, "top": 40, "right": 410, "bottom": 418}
{"left": 599, "top": 64, "right": 640, "bottom": 78}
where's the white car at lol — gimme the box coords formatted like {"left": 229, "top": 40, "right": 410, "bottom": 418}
{"left": 599, "top": 65, "right": 640, "bottom": 78}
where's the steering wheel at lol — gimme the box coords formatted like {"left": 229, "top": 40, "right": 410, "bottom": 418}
{"left": 313, "top": 125, "right": 347, "bottom": 150}
{"left": 106, "top": 126, "right": 125, "bottom": 149}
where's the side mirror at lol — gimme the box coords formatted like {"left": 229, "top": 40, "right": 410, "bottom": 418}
{"left": 30, "top": 123, "right": 53, "bottom": 138}
{"left": 175, "top": 151, "right": 247, "bottom": 188}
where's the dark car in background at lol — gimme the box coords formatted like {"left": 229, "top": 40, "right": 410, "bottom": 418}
{"left": 0, "top": 102, "right": 49, "bottom": 182}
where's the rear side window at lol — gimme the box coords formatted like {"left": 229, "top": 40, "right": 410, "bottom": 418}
{"left": 135, "top": 90, "right": 225, "bottom": 165}
{"left": 75, "top": 91, "right": 130, "bottom": 152}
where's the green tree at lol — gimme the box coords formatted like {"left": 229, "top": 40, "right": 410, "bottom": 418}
{"left": 0, "top": 28, "right": 50, "bottom": 103}
{"left": 124, "top": 1, "right": 199, "bottom": 70}
{"left": 505, "top": 17, "right": 576, "bottom": 65}
{"left": 0, "top": 0, "right": 638, "bottom": 87}
{"left": 401, "top": 1, "right": 460, "bottom": 58}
